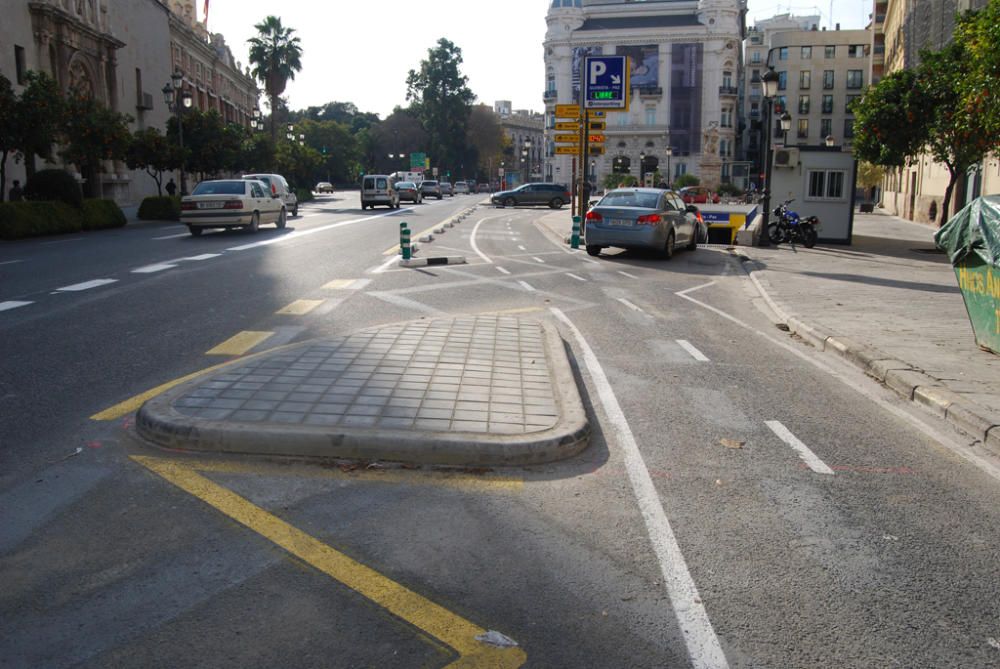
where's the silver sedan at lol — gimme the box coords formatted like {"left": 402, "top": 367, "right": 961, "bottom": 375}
{"left": 583, "top": 188, "right": 702, "bottom": 259}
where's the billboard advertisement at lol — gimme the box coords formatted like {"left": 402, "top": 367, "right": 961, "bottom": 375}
{"left": 616, "top": 45, "right": 659, "bottom": 88}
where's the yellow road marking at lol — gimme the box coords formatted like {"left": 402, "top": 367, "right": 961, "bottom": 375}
{"left": 383, "top": 223, "right": 441, "bottom": 255}
{"left": 175, "top": 458, "right": 523, "bottom": 492}
{"left": 323, "top": 279, "right": 358, "bottom": 290}
{"left": 205, "top": 331, "right": 273, "bottom": 356}
{"left": 276, "top": 299, "right": 324, "bottom": 315}
{"left": 91, "top": 359, "right": 238, "bottom": 421}
{"left": 133, "top": 456, "right": 526, "bottom": 668}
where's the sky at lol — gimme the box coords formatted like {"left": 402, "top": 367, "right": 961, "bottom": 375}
{"left": 204, "top": 0, "right": 869, "bottom": 120}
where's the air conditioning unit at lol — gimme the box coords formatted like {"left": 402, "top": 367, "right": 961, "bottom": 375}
{"left": 773, "top": 147, "right": 799, "bottom": 168}
{"left": 136, "top": 91, "right": 154, "bottom": 110}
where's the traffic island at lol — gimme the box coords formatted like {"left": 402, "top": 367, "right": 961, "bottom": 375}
{"left": 135, "top": 316, "right": 590, "bottom": 466}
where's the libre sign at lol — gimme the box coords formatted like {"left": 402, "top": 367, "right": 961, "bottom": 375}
{"left": 583, "top": 56, "right": 628, "bottom": 110}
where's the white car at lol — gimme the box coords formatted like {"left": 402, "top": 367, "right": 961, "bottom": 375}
{"left": 454, "top": 181, "right": 470, "bottom": 194}
{"left": 243, "top": 173, "right": 298, "bottom": 216}
{"left": 181, "top": 179, "right": 286, "bottom": 236}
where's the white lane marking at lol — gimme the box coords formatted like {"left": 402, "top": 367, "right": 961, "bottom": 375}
{"left": 368, "top": 291, "right": 447, "bottom": 315}
{"left": 225, "top": 209, "right": 409, "bottom": 252}
{"left": 580, "top": 257, "right": 600, "bottom": 265}
{"left": 152, "top": 232, "right": 190, "bottom": 240}
{"left": 41, "top": 238, "right": 78, "bottom": 245}
{"left": 532, "top": 257, "right": 545, "bottom": 263}
{"left": 132, "top": 263, "right": 177, "bottom": 274}
{"left": 55, "top": 279, "right": 117, "bottom": 292}
{"left": 469, "top": 217, "right": 494, "bottom": 264}
{"left": 677, "top": 339, "right": 710, "bottom": 362}
{"left": 677, "top": 280, "right": 717, "bottom": 296}
{"left": 0, "top": 300, "right": 33, "bottom": 312}
{"left": 517, "top": 245, "right": 526, "bottom": 251}
{"left": 566, "top": 273, "right": 587, "bottom": 282}
{"left": 517, "top": 280, "right": 536, "bottom": 292}
{"left": 370, "top": 254, "right": 400, "bottom": 274}
{"left": 178, "top": 253, "right": 220, "bottom": 261}
{"left": 550, "top": 307, "right": 729, "bottom": 669}
{"left": 618, "top": 270, "right": 640, "bottom": 279}
{"left": 765, "top": 421, "right": 835, "bottom": 475}
{"left": 0, "top": 260, "right": 25, "bottom": 266}
{"left": 616, "top": 297, "right": 645, "bottom": 314}
{"left": 496, "top": 267, "right": 511, "bottom": 275}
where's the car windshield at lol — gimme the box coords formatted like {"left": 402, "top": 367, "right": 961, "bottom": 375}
{"left": 423, "top": 181, "right": 438, "bottom": 186}
{"left": 244, "top": 175, "right": 272, "bottom": 186}
{"left": 397, "top": 182, "right": 415, "bottom": 189}
{"left": 600, "top": 191, "right": 659, "bottom": 208}
{"left": 192, "top": 181, "right": 245, "bottom": 195}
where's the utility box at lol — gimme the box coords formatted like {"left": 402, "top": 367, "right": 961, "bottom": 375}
{"left": 935, "top": 195, "right": 1000, "bottom": 354}
{"left": 767, "top": 146, "right": 857, "bottom": 243}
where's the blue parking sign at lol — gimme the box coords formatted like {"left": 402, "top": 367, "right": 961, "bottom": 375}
{"left": 583, "top": 55, "right": 629, "bottom": 110}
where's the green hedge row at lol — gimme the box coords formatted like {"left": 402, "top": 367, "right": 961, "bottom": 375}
{"left": 295, "top": 188, "right": 314, "bottom": 204}
{"left": 0, "top": 199, "right": 126, "bottom": 240}
{"left": 137, "top": 195, "right": 181, "bottom": 221}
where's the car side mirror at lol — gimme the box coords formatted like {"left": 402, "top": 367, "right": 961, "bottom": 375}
{"left": 685, "top": 205, "right": 699, "bottom": 214}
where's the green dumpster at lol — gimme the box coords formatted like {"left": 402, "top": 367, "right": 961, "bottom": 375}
{"left": 935, "top": 195, "right": 1000, "bottom": 354}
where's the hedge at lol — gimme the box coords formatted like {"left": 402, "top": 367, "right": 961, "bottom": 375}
{"left": 23, "top": 169, "right": 83, "bottom": 208}
{"left": 295, "top": 188, "right": 314, "bottom": 204}
{"left": 137, "top": 195, "right": 181, "bottom": 221}
{"left": 0, "top": 199, "right": 126, "bottom": 240}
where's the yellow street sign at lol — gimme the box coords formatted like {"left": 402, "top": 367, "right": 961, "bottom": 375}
{"left": 588, "top": 134, "right": 606, "bottom": 144}
{"left": 554, "top": 134, "right": 578, "bottom": 143}
{"left": 588, "top": 121, "right": 606, "bottom": 131}
{"left": 555, "top": 145, "right": 580, "bottom": 155}
{"left": 555, "top": 104, "right": 579, "bottom": 118}
{"left": 554, "top": 122, "right": 579, "bottom": 131}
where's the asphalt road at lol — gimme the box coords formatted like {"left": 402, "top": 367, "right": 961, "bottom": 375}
{"left": 2, "top": 191, "right": 999, "bottom": 668}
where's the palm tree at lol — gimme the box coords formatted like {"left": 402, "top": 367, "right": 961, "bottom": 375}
{"left": 247, "top": 16, "right": 303, "bottom": 143}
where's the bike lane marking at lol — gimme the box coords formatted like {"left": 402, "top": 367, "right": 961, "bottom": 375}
{"left": 132, "top": 456, "right": 527, "bottom": 668}
{"left": 205, "top": 331, "right": 274, "bottom": 356}
{"left": 766, "top": 421, "right": 835, "bottom": 475}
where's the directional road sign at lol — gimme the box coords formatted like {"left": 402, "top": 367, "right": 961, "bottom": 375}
{"left": 555, "top": 145, "right": 607, "bottom": 156}
{"left": 554, "top": 121, "right": 580, "bottom": 131}
{"left": 555, "top": 104, "right": 579, "bottom": 118}
{"left": 583, "top": 55, "right": 629, "bottom": 110}
{"left": 554, "top": 134, "right": 578, "bottom": 143}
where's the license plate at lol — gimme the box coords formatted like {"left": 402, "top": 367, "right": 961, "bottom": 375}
{"left": 198, "top": 201, "right": 224, "bottom": 209}
{"left": 608, "top": 218, "right": 632, "bottom": 226}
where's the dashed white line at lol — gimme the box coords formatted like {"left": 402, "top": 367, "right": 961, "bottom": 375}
{"left": 496, "top": 267, "right": 511, "bottom": 275}
{"left": 565, "top": 273, "right": 586, "bottom": 282}
{"left": 178, "top": 253, "right": 221, "bottom": 261}
{"left": 0, "top": 259, "right": 25, "bottom": 266}
{"left": 55, "top": 279, "right": 117, "bottom": 292}
{"left": 579, "top": 257, "right": 600, "bottom": 265}
{"left": 618, "top": 270, "right": 640, "bottom": 279}
{"left": 132, "top": 263, "right": 177, "bottom": 274}
{"left": 517, "top": 280, "right": 536, "bottom": 292}
{"left": 0, "top": 300, "right": 32, "bottom": 312}
{"left": 765, "top": 420, "right": 835, "bottom": 475}
{"left": 532, "top": 256, "right": 545, "bottom": 263}
{"left": 370, "top": 254, "right": 400, "bottom": 274}
{"left": 616, "top": 297, "right": 645, "bottom": 314}
{"left": 517, "top": 245, "right": 526, "bottom": 251}
{"left": 152, "top": 232, "right": 190, "bottom": 240}
{"left": 550, "top": 307, "right": 729, "bottom": 669}
{"left": 676, "top": 339, "right": 710, "bottom": 362}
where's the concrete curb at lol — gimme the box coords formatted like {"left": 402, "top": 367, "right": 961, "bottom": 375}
{"left": 735, "top": 250, "right": 1000, "bottom": 455}
{"left": 135, "top": 320, "right": 590, "bottom": 466}
{"left": 399, "top": 256, "right": 467, "bottom": 267}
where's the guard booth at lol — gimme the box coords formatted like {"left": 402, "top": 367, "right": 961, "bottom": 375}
{"left": 766, "top": 145, "right": 857, "bottom": 244}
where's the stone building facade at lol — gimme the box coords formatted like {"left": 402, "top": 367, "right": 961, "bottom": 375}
{"left": 543, "top": 0, "right": 747, "bottom": 189}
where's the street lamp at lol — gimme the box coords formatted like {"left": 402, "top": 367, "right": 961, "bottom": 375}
{"left": 250, "top": 106, "right": 261, "bottom": 131}
{"left": 299, "top": 132, "right": 305, "bottom": 147}
{"left": 759, "top": 66, "right": 780, "bottom": 246}
{"left": 589, "top": 159, "right": 595, "bottom": 187}
{"left": 162, "top": 69, "right": 193, "bottom": 195}
{"left": 286, "top": 123, "right": 294, "bottom": 142}
{"left": 665, "top": 145, "right": 673, "bottom": 188}
{"left": 779, "top": 111, "right": 792, "bottom": 146}
{"left": 524, "top": 139, "right": 532, "bottom": 184}
{"left": 825, "top": 134, "right": 836, "bottom": 148}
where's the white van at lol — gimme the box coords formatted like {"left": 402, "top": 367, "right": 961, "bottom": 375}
{"left": 361, "top": 175, "right": 399, "bottom": 210}
{"left": 243, "top": 173, "right": 298, "bottom": 216}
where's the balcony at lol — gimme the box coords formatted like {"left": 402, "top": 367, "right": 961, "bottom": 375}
{"left": 543, "top": 89, "right": 557, "bottom": 101}
{"left": 719, "top": 86, "right": 739, "bottom": 97}
{"left": 638, "top": 86, "right": 663, "bottom": 99}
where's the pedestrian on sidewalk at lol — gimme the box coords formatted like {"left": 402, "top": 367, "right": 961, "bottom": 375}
{"left": 165, "top": 178, "right": 177, "bottom": 197}
{"left": 8, "top": 179, "right": 23, "bottom": 202}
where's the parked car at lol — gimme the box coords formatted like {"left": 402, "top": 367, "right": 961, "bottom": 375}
{"left": 314, "top": 182, "right": 334, "bottom": 193}
{"left": 361, "top": 174, "right": 399, "bottom": 209}
{"left": 419, "top": 180, "right": 443, "bottom": 200}
{"left": 454, "top": 181, "right": 470, "bottom": 194}
{"left": 243, "top": 173, "right": 298, "bottom": 216}
{"left": 440, "top": 181, "right": 454, "bottom": 196}
{"left": 679, "top": 186, "right": 720, "bottom": 205}
{"left": 181, "top": 179, "right": 285, "bottom": 236}
{"left": 583, "top": 187, "right": 701, "bottom": 259}
{"left": 395, "top": 181, "right": 422, "bottom": 204}
{"left": 477, "top": 183, "right": 492, "bottom": 193}
{"left": 491, "top": 182, "right": 571, "bottom": 209}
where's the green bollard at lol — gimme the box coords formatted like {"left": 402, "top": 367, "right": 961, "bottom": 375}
{"left": 571, "top": 215, "right": 581, "bottom": 249}
{"left": 401, "top": 224, "right": 411, "bottom": 260}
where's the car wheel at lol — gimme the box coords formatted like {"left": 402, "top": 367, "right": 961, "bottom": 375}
{"left": 548, "top": 198, "right": 564, "bottom": 209}
{"left": 292, "top": 203, "right": 298, "bottom": 217}
{"left": 188, "top": 224, "right": 202, "bottom": 237}
{"left": 277, "top": 207, "right": 287, "bottom": 229}
{"left": 248, "top": 212, "right": 260, "bottom": 233}
{"left": 503, "top": 197, "right": 516, "bottom": 208}
{"left": 586, "top": 245, "right": 602, "bottom": 257}
{"left": 686, "top": 227, "right": 698, "bottom": 251}
{"left": 662, "top": 231, "right": 675, "bottom": 260}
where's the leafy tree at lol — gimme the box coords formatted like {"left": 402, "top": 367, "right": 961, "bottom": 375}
{"left": 856, "top": 161, "right": 886, "bottom": 202}
{"left": 126, "top": 127, "right": 178, "bottom": 196}
{"left": 466, "top": 104, "right": 504, "bottom": 181}
{"left": 60, "top": 93, "right": 133, "bottom": 198}
{"left": 406, "top": 38, "right": 475, "bottom": 175}
{"left": 275, "top": 140, "right": 321, "bottom": 190}
{"left": 0, "top": 71, "right": 64, "bottom": 201}
{"left": 241, "top": 134, "right": 276, "bottom": 174}
{"left": 169, "top": 110, "right": 244, "bottom": 179}
{"left": 852, "top": 69, "right": 929, "bottom": 168}
{"left": 248, "top": 16, "right": 303, "bottom": 143}
{"left": 673, "top": 173, "right": 700, "bottom": 188}
{"left": 0, "top": 74, "right": 17, "bottom": 202}
{"left": 955, "top": 0, "right": 1000, "bottom": 138}
{"left": 297, "top": 101, "right": 380, "bottom": 133}
{"left": 297, "top": 118, "right": 360, "bottom": 184}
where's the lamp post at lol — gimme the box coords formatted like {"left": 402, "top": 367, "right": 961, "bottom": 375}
{"left": 299, "top": 133, "right": 305, "bottom": 147}
{"left": 286, "top": 123, "right": 294, "bottom": 142}
{"left": 639, "top": 151, "right": 646, "bottom": 185}
{"left": 589, "top": 159, "right": 595, "bottom": 188}
{"left": 250, "top": 107, "right": 261, "bottom": 131}
{"left": 665, "top": 145, "right": 673, "bottom": 188}
{"left": 162, "top": 69, "right": 193, "bottom": 195}
{"left": 779, "top": 111, "right": 792, "bottom": 147}
{"left": 759, "top": 66, "right": 780, "bottom": 246}
{"left": 825, "top": 134, "right": 836, "bottom": 148}
{"left": 523, "top": 139, "right": 532, "bottom": 184}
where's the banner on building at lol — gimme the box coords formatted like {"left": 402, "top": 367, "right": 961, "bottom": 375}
{"left": 616, "top": 45, "right": 659, "bottom": 88}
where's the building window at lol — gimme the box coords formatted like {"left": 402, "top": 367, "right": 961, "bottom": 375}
{"left": 798, "top": 95, "right": 810, "bottom": 114}
{"left": 778, "top": 71, "right": 787, "bottom": 91}
{"left": 821, "top": 118, "right": 832, "bottom": 138}
{"left": 799, "top": 71, "right": 811, "bottom": 89}
{"left": 645, "top": 107, "right": 656, "bottom": 125}
{"left": 546, "top": 67, "right": 555, "bottom": 92}
{"left": 797, "top": 118, "right": 809, "bottom": 139}
{"left": 675, "top": 163, "right": 686, "bottom": 178}
{"left": 722, "top": 71, "right": 732, "bottom": 88}
{"left": 844, "top": 119, "right": 855, "bottom": 139}
{"left": 823, "top": 70, "right": 834, "bottom": 89}
{"left": 14, "top": 45, "right": 26, "bottom": 85}
{"left": 721, "top": 107, "right": 732, "bottom": 127}
{"left": 825, "top": 45, "right": 836, "bottom": 58}
{"left": 775, "top": 95, "right": 787, "bottom": 113}
{"left": 801, "top": 46, "right": 812, "bottom": 59}
{"left": 822, "top": 94, "right": 834, "bottom": 113}
{"left": 751, "top": 68, "right": 760, "bottom": 82}
{"left": 751, "top": 51, "right": 762, "bottom": 64}
{"left": 849, "top": 45, "right": 866, "bottom": 58}
{"left": 779, "top": 47, "right": 788, "bottom": 61}
{"left": 807, "top": 169, "right": 846, "bottom": 199}
{"left": 750, "top": 101, "right": 760, "bottom": 118}
{"left": 846, "top": 70, "right": 863, "bottom": 89}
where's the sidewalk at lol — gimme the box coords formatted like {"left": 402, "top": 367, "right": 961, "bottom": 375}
{"left": 738, "top": 210, "right": 1000, "bottom": 455}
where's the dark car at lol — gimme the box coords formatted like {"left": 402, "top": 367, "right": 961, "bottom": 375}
{"left": 395, "top": 181, "right": 422, "bottom": 204}
{"left": 583, "top": 187, "right": 703, "bottom": 258}
{"left": 491, "top": 182, "right": 571, "bottom": 209}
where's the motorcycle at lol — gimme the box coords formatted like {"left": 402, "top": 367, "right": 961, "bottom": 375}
{"left": 766, "top": 199, "right": 819, "bottom": 248}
